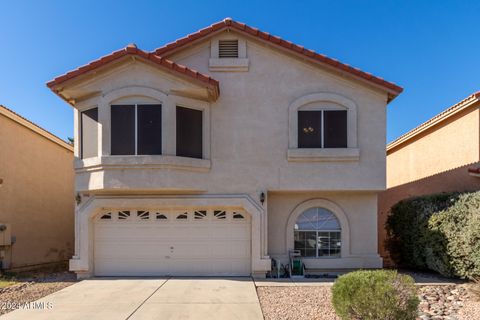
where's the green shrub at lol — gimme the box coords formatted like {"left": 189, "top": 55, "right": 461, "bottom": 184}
{"left": 331, "top": 270, "right": 419, "bottom": 320}
{"left": 386, "top": 191, "right": 480, "bottom": 278}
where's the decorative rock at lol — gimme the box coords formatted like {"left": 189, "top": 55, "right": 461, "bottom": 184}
{"left": 417, "top": 284, "right": 471, "bottom": 320}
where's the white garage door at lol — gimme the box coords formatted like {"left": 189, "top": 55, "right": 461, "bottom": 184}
{"left": 94, "top": 209, "right": 251, "bottom": 276}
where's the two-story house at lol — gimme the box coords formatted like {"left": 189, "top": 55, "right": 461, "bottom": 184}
{"left": 47, "top": 18, "right": 402, "bottom": 278}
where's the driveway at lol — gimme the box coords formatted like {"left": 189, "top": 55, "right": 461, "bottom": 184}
{"left": 1, "top": 277, "right": 263, "bottom": 320}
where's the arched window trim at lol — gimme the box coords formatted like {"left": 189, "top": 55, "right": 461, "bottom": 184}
{"left": 294, "top": 207, "right": 342, "bottom": 258}
{"left": 288, "top": 92, "right": 358, "bottom": 149}
{"left": 286, "top": 198, "right": 351, "bottom": 258}
{"left": 294, "top": 207, "right": 342, "bottom": 231}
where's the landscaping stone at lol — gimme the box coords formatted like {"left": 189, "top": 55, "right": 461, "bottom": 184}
{"left": 257, "top": 283, "right": 479, "bottom": 320}
{"left": 0, "top": 272, "right": 76, "bottom": 315}
{"left": 417, "top": 285, "right": 468, "bottom": 320}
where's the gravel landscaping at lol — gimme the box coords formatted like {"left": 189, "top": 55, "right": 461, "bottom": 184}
{"left": 257, "top": 284, "right": 480, "bottom": 320}
{"left": 0, "top": 271, "right": 77, "bottom": 315}
{"left": 257, "top": 286, "right": 340, "bottom": 320}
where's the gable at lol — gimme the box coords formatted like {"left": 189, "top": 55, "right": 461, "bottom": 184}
{"left": 155, "top": 18, "right": 402, "bottom": 102}
{"left": 168, "top": 31, "right": 390, "bottom": 109}
{"left": 47, "top": 45, "right": 220, "bottom": 105}
{"left": 62, "top": 59, "right": 215, "bottom": 105}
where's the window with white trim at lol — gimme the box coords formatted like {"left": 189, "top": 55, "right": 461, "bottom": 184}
{"left": 111, "top": 104, "right": 162, "bottom": 155}
{"left": 81, "top": 107, "right": 98, "bottom": 159}
{"left": 294, "top": 207, "right": 341, "bottom": 258}
{"left": 176, "top": 106, "right": 203, "bottom": 159}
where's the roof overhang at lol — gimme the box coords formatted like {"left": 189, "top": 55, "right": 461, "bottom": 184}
{"left": 0, "top": 105, "right": 73, "bottom": 151}
{"left": 387, "top": 92, "right": 480, "bottom": 153}
{"left": 47, "top": 45, "right": 220, "bottom": 106}
{"left": 154, "top": 18, "right": 403, "bottom": 102}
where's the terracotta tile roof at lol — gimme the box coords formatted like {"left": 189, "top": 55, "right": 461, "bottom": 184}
{"left": 47, "top": 44, "right": 220, "bottom": 102}
{"left": 0, "top": 105, "right": 73, "bottom": 151}
{"left": 387, "top": 91, "right": 480, "bottom": 152}
{"left": 154, "top": 18, "right": 403, "bottom": 100}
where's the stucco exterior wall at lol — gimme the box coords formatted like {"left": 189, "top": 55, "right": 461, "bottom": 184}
{"left": 72, "top": 31, "right": 389, "bottom": 194}
{"left": 0, "top": 113, "right": 74, "bottom": 268}
{"left": 386, "top": 106, "right": 480, "bottom": 188}
{"left": 378, "top": 163, "right": 480, "bottom": 262}
{"left": 56, "top": 29, "right": 394, "bottom": 276}
{"left": 268, "top": 191, "right": 382, "bottom": 269}
{"left": 378, "top": 103, "right": 480, "bottom": 264}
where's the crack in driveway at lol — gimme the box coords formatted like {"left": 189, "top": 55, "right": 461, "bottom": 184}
{"left": 125, "top": 277, "right": 171, "bottom": 320}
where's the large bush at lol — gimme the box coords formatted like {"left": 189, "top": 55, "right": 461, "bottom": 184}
{"left": 331, "top": 270, "right": 419, "bottom": 320}
{"left": 386, "top": 191, "right": 480, "bottom": 278}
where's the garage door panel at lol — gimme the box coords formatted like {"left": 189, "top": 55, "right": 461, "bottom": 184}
{"left": 95, "top": 259, "right": 171, "bottom": 276}
{"left": 209, "top": 241, "right": 250, "bottom": 257}
{"left": 94, "top": 209, "right": 251, "bottom": 276}
{"left": 94, "top": 243, "right": 171, "bottom": 258}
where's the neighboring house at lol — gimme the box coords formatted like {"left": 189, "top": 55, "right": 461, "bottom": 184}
{"left": 0, "top": 105, "right": 74, "bottom": 270}
{"left": 378, "top": 92, "right": 480, "bottom": 264}
{"left": 47, "top": 18, "right": 403, "bottom": 278}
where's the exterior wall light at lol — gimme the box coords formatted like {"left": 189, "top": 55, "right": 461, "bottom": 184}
{"left": 260, "top": 192, "right": 265, "bottom": 205}
{"left": 75, "top": 193, "right": 82, "bottom": 205}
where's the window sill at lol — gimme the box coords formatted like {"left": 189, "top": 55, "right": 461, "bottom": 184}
{"left": 297, "top": 256, "right": 341, "bottom": 259}
{"left": 209, "top": 58, "right": 249, "bottom": 72}
{"left": 75, "top": 155, "right": 211, "bottom": 173}
{"left": 287, "top": 148, "right": 360, "bottom": 162}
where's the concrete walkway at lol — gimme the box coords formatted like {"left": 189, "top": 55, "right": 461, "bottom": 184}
{"left": 1, "top": 278, "right": 263, "bottom": 320}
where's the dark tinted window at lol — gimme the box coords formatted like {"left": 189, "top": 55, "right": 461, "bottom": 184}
{"left": 176, "top": 106, "right": 203, "bottom": 158}
{"left": 137, "top": 105, "right": 162, "bottom": 155}
{"left": 298, "top": 111, "right": 322, "bottom": 148}
{"left": 81, "top": 107, "right": 98, "bottom": 159}
{"left": 111, "top": 105, "right": 135, "bottom": 155}
{"left": 324, "top": 110, "right": 347, "bottom": 148}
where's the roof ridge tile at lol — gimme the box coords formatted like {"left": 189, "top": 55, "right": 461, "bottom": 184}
{"left": 387, "top": 92, "right": 480, "bottom": 151}
{"left": 47, "top": 46, "right": 219, "bottom": 103}
{"left": 0, "top": 104, "right": 73, "bottom": 150}
{"left": 151, "top": 18, "right": 402, "bottom": 97}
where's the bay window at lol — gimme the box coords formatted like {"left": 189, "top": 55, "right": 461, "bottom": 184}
{"left": 176, "top": 106, "right": 203, "bottom": 159}
{"left": 111, "top": 104, "right": 162, "bottom": 155}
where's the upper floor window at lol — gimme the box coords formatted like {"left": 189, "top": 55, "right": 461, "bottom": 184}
{"left": 298, "top": 110, "right": 347, "bottom": 148}
{"left": 111, "top": 104, "right": 162, "bottom": 155}
{"left": 81, "top": 107, "right": 98, "bottom": 159}
{"left": 176, "top": 106, "right": 202, "bottom": 159}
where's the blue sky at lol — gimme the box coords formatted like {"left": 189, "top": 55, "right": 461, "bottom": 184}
{"left": 1, "top": 1, "right": 478, "bottom": 143}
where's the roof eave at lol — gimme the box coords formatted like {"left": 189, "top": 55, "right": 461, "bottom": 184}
{"left": 154, "top": 18, "right": 403, "bottom": 99}
{"left": 387, "top": 92, "right": 480, "bottom": 153}
{"left": 47, "top": 47, "right": 220, "bottom": 104}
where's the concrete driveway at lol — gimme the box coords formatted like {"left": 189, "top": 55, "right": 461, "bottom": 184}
{"left": 1, "top": 277, "right": 263, "bottom": 320}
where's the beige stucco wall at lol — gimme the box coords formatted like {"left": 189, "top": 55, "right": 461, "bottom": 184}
{"left": 268, "top": 191, "right": 382, "bottom": 269}
{"left": 71, "top": 30, "right": 389, "bottom": 194}
{"left": 0, "top": 113, "right": 74, "bottom": 268}
{"left": 386, "top": 105, "right": 480, "bottom": 188}
{"left": 378, "top": 103, "right": 480, "bottom": 264}
{"left": 58, "top": 30, "right": 394, "bottom": 275}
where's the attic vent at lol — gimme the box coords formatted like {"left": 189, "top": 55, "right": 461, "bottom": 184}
{"left": 219, "top": 40, "right": 239, "bottom": 58}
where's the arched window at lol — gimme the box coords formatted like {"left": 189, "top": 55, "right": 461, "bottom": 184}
{"left": 294, "top": 207, "right": 341, "bottom": 258}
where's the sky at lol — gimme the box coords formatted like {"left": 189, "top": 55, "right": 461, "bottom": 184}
{"left": 0, "top": 1, "right": 479, "bottom": 143}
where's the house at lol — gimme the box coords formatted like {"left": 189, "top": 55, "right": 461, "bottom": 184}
{"left": 0, "top": 105, "right": 74, "bottom": 270}
{"left": 378, "top": 92, "right": 480, "bottom": 264}
{"left": 47, "top": 18, "right": 402, "bottom": 278}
